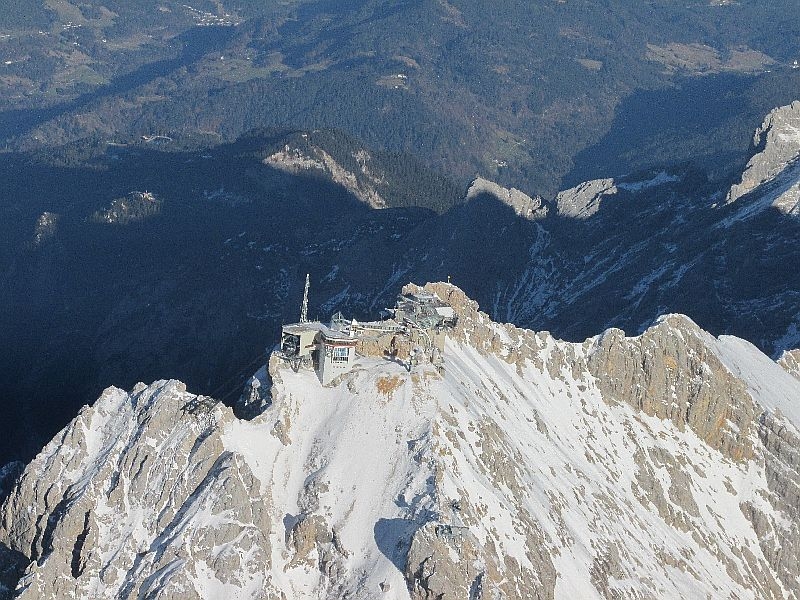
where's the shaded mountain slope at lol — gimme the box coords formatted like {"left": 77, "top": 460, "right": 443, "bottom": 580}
{"left": 2, "top": 103, "right": 800, "bottom": 471}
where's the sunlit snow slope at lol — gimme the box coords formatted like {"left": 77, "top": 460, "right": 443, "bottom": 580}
{"left": 1, "top": 283, "right": 799, "bottom": 599}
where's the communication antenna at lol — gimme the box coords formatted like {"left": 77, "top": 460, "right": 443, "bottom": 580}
{"left": 300, "top": 274, "right": 310, "bottom": 323}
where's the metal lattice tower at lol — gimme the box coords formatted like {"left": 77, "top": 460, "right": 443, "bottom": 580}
{"left": 300, "top": 273, "right": 310, "bottom": 323}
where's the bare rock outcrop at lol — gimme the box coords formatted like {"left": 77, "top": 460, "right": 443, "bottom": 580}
{"left": 0, "top": 381, "right": 273, "bottom": 599}
{"left": 753, "top": 411, "right": 800, "bottom": 585}
{"left": 405, "top": 523, "right": 494, "bottom": 599}
{"left": 265, "top": 144, "right": 388, "bottom": 208}
{"left": 726, "top": 100, "right": 800, "bottom": 216}
{"left": 586, "top": 314, "right": 757, "bottom": 461}
{"left": 779, "top": 349, "right": 800, "bottom": 381}
{"left": 555, "top": 178, "right": 617, "bottom": 218}
{"left": 466, "top": 177, "right": 548, "bottom": 219}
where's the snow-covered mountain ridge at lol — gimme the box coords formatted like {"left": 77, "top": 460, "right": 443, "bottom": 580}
{"left": 1, "top": 283, "right": 799, "bottom": 599}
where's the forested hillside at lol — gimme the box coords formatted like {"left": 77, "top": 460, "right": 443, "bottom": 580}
{"left": 2, "top": 0, "right": 799, "bottom": 194}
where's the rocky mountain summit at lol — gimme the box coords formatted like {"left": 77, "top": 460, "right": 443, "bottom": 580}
{"left": 1, "top": 283, "right": 799, "bottom": 599}
{"left": 4, "top": 102, "right": 800, "bottom": 485}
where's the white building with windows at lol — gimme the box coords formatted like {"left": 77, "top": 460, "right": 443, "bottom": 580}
{"left": 316, "top": 328, "right": 358, "bottom": 385}
{"left": 280, "top": 321, "right": 357, "bottom": 385}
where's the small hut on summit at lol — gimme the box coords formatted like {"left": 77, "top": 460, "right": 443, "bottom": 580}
{"left": 280, "top": 323, "right": 318, "bottom": 360}
{"left": 279, "top": 275, "right": 358, "bottom": 385}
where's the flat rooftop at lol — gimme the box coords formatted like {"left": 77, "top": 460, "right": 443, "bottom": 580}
{"left": 282, "top": 321, "right": 355, "bottom": 342}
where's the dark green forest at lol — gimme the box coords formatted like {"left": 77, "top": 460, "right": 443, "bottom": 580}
{"left": 2, "top": 0, "right": 799, "bottom": 195}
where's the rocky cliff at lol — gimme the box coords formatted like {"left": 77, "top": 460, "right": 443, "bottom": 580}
{"left": 1, "top": 284, "right": 799, "bottom": 599}
{"left": 726, "top": 100, "right": 800, "bottom": 218}
{"left": 264, "top": 143, "right": 389, "bottom": 209}
{"left": 466, "top": 177, "right": 548, "bottom": 220}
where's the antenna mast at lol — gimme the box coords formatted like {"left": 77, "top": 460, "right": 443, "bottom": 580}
{"left": 300, "top": 274, "right": 310, "bottom": 323}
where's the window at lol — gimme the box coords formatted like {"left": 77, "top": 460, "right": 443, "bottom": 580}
{"left": 331, "top": 346, "right": 350, "bottom": 363}
{"left": 281, "top": 333, "right": 300, "bottom": 356}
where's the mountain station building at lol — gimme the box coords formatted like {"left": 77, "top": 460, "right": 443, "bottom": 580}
{"left": 279, "top": 281, "right": 457, "bottom": 385}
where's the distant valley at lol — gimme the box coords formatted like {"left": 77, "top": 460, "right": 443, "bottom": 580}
{"left": 2, "top": 0, "right": 800, "bottom": 194}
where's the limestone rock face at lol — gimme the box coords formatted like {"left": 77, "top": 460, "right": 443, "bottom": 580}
{"left": 406, "top": 523, "right": 500, "bottom": 599}
{"left": 585, "top": 315, "right": 757, "bottom": 462}
{"left": 780, "top": 348, "right": 800, "bottom": 381}
{"left": 466, "top": 177, "right": 548, "bottom": 219}
{"left": 0, "top": 381, "right": 273, "bottom": 599}
{"left": 2, "top": 285, "right": 800, "bottom": 599}
{"left": 726, "top": 100, "right": 800, "bottom": 216}
{"left": 552, "top": 171, "right": 680, "bottom": 219}
{"left": 751, "top": 411, "right": 800, "bottom": 592}
{"left": 406, "top": 519, "right": 555, "bottom": 600}
{"left": 555, "top": 178, "right": 617, "bottom": 218}
{"left": 265, "top": 143, "right": 388, "bottom": 208}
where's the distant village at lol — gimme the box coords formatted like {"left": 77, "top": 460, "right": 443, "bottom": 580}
{"left": 280, "top": 276, "right": 457, "bottom": 385}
